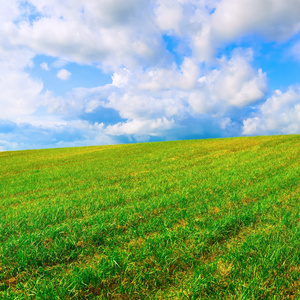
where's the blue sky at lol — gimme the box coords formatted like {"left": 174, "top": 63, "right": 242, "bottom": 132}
{"left": 1, "top": 0, "right": 300, "bottom": 151}
{"left": 28, "top": 55, "right": 113, "bottom": 96}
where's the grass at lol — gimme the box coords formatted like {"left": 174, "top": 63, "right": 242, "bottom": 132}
{"left": 0, "top": 134, "right": 299, "bottom": 299}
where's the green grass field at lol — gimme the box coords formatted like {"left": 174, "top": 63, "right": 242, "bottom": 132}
{"left": 1, "top": 135, "right": 300, "bottom": 299}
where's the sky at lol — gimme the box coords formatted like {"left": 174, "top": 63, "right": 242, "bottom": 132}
{"left": 1, "top": 0, "right": 300, "bottom": 151}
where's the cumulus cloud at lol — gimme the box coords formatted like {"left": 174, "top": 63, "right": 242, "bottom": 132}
{"left": 1, "top": 0, "right": 300, "bottom": 150}
{"left": 212, "top": 0, "right": 300, "bottom": 40}
{"left": 4, "top": 0, "right": 300, "bottom": 68}
{"left": 188, "top": 49, "right": 268, "bottom": 114}
{"left": 0, "top": 118, "right": 116, "bottom": 151}
{"left": 40, "top": 62, "right": 49, "bottom": 70}
{"left": 41, "top": 49, "right": 265, "bottom": 141}
{"left": 106, "top": 118, "right": 176, "bottom": 139}
{"left": 4, "top": 0, "right": 167, "bottom": 70}
{"left": 104, "top": 49, "right": 267, "bottom": 121}
{"left": 243, "top": 87, "right": 300, "bottom": 135}
{"left": 193, "top": 0, "right": 300, "bottom": 61}
{"left": 0, "top": 70, "right": 43, "bottom": 118}
{"left": 0, "top": 46, "right": 44, "bottom": 120}
{"left": 0, "top": 0, "right": 20, "bottom": 23}
{"left": 57, "top": 69, "right": 71, "bottom": 80}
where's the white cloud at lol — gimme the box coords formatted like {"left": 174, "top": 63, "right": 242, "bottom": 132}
{"left": 155, "top": 0, "right": 183, "bottom": 35}
{"left": 154, "top": 0, "right": 300, "bottom": 62}
{"left": 0, "top": 47, "right": 44, "bottom": 119}
{"left": 0, "top": 119, "right": 115, "bottom": 151}
{"left": 106, "top": 117, "right": 175, "bottom": 137}
{"left": 44, "top": 48, "right": 266, "bottom": 132}
{"left": 1, "top": 0, "right": 300, "bottom": 151}
{"left": 0, "top": 0, "right": 20, "bottom": 23}
{"left": 4, "top": 0, "right": 167, "bottom": 70}
{"left": 57, "top": 69, "right": 71, "bottom": 80}
{"left": 188, "top": 49, "right": 267, "bottom": 114}
{"left": 192, "top": 0, "right": 300, "bottom": 61}
{"left": 40, "top": 62, "right": 49, "bottom": 70}
{"left": 243, "top": 87, "right": 300, "bottom": 135}
{"left": 112, "top": 68, "right": 131, "bottom": 88}
{"left": 3, "top": 0, "right": 300, "bottom": 69}
{"left": 212, "top": 0, "right": 300, "bottom": 41}
{"left": 41, "top": 49, "right": 265, "bottom": 142}
{"left": 4, "top": 0, "right": 300, "bottom": 69}
{"left": 52, "top": 59, "right": 69, "bottom": 68}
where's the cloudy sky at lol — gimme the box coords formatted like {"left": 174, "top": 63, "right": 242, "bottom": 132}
{"left": 1, "top": 0, "right": 300, "bottom": 151}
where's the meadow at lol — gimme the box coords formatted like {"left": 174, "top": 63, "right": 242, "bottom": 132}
{"left": 0, "top": 135, "right": 299, "bottom": 299}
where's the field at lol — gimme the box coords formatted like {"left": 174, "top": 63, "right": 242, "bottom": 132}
{"left": 0, "top": 135, "right": 300, "bottom": 299}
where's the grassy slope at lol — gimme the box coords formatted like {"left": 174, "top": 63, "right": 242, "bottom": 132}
{"left": 0, "top": 135, "right": 300, "bottom": 299}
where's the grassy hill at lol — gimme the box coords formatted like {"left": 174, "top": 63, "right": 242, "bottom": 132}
{"left": 1, "top": 135, "right": 300, "bottom": 299}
